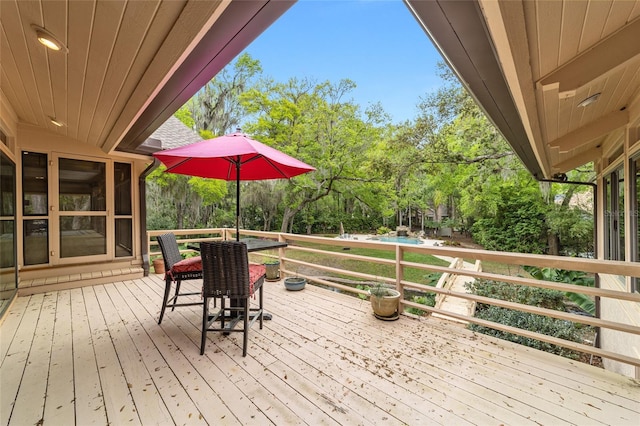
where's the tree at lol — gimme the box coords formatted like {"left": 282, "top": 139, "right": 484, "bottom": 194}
{"left": 189, "top": 53, "right": 262, "bottom": 136}
{"left": 241, "top": 77, "right": 390, "bottom": 233}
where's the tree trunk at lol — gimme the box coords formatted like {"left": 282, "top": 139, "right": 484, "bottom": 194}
{"left": 548, "top": 232, "right": 560, "bottom": 255}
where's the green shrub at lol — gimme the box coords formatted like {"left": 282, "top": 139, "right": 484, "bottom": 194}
{"left": 465, "top": 279, "right": 565, "bottom": 310}
{"left": 406, "top": 294, "right": 435, "bottom": 316}
{"left": 466, "top": 278, "right": 591, "bottom": 360}
{"left": 469, "top": 307, "right": 582, "bottom": 359}
{"left": 376, "top": 226, "right": 392, "bottom": 235}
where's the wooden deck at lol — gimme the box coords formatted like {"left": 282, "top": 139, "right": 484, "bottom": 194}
{"left": 1, "top": 275, "right": 638, "bottom": 426}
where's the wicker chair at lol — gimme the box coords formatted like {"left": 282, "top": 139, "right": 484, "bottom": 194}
{"left": 200, "top": 241, "right": 265, "bottom": 357}
{"left": 156, "top": 233, "right": 203, "bottom": 324}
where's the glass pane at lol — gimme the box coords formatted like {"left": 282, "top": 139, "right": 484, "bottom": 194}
{"left": 604, "top": 175, "right": 612, "bottom": 260}
{"left": 1, "top": 154, "right": 15, "bottom": 217}
{"left": 0, "top": 220, "right": 15, "bottom": 268}
{"left": 24, "top": 219, "right": 49, "bottom": 265}
{"left": 59, "top": 158, "right": 106, "bottom": 212}
{"left": 60, "top": 216, "right": 106, "bottom": 257}
{"left": 115, "top": 219, "right": 132, "bottom": 257}
{"left": 0, "top": 150, "right": 17, "bottom": 315}
{"left": 618, "top": 169, "right": 625, "bottom": 260}
{"left": 114, "top": 162, "right": 131, "bottom": 215}
{"left": 22, "top": 151, "right": 48, "bottom": 215}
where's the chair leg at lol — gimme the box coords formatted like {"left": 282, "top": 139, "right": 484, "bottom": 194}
{"left": 201, "top": 297, "right": 209, "bottom": 355}
{"left": 158, "top": 277, "right": 172, "bottom": 324}
{"left": 242, "top": 300, "right": 249, "bottom": 357}
{"left": 172, "top": 280, "right": 182, "bottom": 311}
{"left": 259, "top": 285, "right": 264, "bottom": 329}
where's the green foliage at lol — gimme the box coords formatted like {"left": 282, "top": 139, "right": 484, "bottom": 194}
{"left": 466, "top": 278, "right": 591, "bottom": 360}
{"left": 406, "top": 294, "right": 435, "bottom": 316}
{"left": 470, "top": 179, "right": 547, "bottom": 253}
{"left": 465, "top": 279, "right": 565, "bottom": 310}
{"left": 469, "top": 307, "right": 582, "bottom": 359}
{"left": 368, "top": 282, "right": 394, "bottom": 298}
{"left": 174, "top": 105, "right": 195, "bottom": 129}
{"left": 423, "top": 272, "right": 442, "bottom": 286}
{"left": 376, "top": 226, "right": 391, "bottom": 235}
{"left": 523, "top": 266, "right": 595, "bottom": 316}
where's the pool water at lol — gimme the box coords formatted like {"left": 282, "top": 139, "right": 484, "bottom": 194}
{"left": 375, "top": 236, "right": 423, "bottom": 245}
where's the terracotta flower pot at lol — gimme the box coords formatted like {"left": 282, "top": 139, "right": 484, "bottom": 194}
{"left": 152, "top": 258, "right": 165, "bottom": 274}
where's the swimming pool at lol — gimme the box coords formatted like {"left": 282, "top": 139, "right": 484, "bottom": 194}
{"left": 374, "top": 236, "right": 424, "bottom": 245}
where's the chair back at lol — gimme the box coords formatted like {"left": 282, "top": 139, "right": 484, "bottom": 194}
{"left": 200, "top": 241, "right": 251, "bottom": 298}
{"left": 156, "top": 233, "right": 183, "bottom": 272}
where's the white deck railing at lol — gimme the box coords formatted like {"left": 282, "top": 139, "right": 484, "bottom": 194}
{"left": 147, "top": 228, "right": 640, "bottom": 368}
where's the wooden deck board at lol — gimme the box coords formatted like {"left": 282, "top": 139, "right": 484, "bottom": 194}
{"left": 43, "top": 291, "right": 75, "bottom": 426}
{"left": 1, "top": 276, "right": 639, "bottom": 426}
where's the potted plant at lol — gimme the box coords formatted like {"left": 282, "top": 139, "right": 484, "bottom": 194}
{"left": 284, "top": 268, "right": 306, "bottom": 291}
{"left": 264, "top": 260, "right": 280, "bottom": 281}
{"left": 152, "top": 256, "right": 165, "bottom": 274}
{"left": 369, "top": 282, "right": 401, "bottom": 320}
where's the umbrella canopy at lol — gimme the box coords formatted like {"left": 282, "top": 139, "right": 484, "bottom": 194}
{"left": 153, "top": 131, "right": 315, "bottom": 240}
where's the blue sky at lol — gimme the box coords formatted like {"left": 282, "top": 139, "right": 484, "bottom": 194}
{"left": 242, "top": 0, "right": 444, "bottom": 123}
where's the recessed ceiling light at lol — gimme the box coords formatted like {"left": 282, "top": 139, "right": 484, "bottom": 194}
{"left": 31, "top": 25, "right": 67, "bottom": 52}
{"left": 49, "top": 116, "right": 64, "bottom": 127}
{"left": 577, "top": 93, "right": 601, "bottom": 108}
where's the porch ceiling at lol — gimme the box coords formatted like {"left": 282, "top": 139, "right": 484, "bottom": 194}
{"left": 405, "top": 0, "right": 640, "bottom": 178}
{"left": 0, "top": 0, "right": 294, "bottom": 155}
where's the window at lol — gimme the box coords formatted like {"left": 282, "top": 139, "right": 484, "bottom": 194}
{"left": 604, "top": 167, "right": 624, "bottom": 261}
{"left": 0, "top": 149, "right": 18, "bottom": 314}
{"left": 632, "top": 157, "right": 640, "bottom": 293}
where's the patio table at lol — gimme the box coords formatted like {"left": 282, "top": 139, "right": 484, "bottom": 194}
{"left": 188, "top": 239, "right": 288, "bottom": 326}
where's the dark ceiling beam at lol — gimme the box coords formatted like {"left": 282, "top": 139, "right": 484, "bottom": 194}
{"left": 404, "top": 0, "right": 544, "bottom": 179}
{"left": 116, "top": 0, "right": 295, "bottom": 154}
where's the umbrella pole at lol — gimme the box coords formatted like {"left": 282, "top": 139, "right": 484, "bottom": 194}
{"left": 236, "top": 160, "right": 240, "bottom": 241}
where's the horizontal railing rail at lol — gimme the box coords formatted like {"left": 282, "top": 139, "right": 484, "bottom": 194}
{"left": 146, "top": 228, "right": 640, "bottom": 368}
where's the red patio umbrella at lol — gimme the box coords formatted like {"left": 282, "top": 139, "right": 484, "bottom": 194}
{"left": 153, "top": 131, "right": 315, "bottom": 240}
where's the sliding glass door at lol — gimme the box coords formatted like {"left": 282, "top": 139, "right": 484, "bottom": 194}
{"left": 0, "top": 150, "right": 17, "bottom": 316}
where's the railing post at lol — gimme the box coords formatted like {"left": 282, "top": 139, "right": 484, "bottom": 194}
{"left": 395, "top": 244, "right": 405, "bottom": 314}
{"left": 278, "top": 233, "right": 286, "bottom": 278}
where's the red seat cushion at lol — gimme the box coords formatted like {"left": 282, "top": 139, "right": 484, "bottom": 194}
{"left": 170, "top": 256, "right": 202, "bottom": 274}
{"left": 249, "top": 264, "right": 266, "bottom": 295}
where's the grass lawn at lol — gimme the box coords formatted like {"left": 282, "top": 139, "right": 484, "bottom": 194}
{"left": 256, "top": 240, "right": 451, "bottom": 286}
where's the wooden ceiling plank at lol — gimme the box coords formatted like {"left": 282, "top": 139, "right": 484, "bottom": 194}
{"left": 553, "top": 146, "right": 602, "bottom": 174}
{"left": 66, "top": 0, "right": 95, "bottom": 141}
{"left": 95, "top": 1, "right": 185, "bottom": 148}
{"left": 1, "top": 1, "right": 47, "bottom": 127}
{"left": 601, "top": 59, "right": 640, "bottom": 113}
{"left": 100, "top": 0, "right": 225, "bottom": 153}
{"left": 539, "top": 17, "right": 640, "bottom": 92}
{"left": 579, "top": 0, "right": 612, "bottom": 50}
{"left": 535, "top": 0, "right": 563, "bottom": 79}
{"left": 631, "top": 1, "right": 640, "bottom": 21}
{"left": 602, "top": 0, "right": 637, "bottom": 38}
{"left": 88, "top": 0, "right": 163, "bottom": 147}
{"left": 558, "top": 1, "right": 588, "bottom": 66}
{"left": 16, "top": 0, "right": 57, "bottom": 129}
{"left": 77, "top": 0, "right": 126, "bottom": 145}
{"left": 1, "top": 24, "right": 37, "bottom": 124}
{"left": 42, "top": 0, "right": 68, "bottom": 136}
{"left": 549, "top": 109, "right": 629, "bottom": 153}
